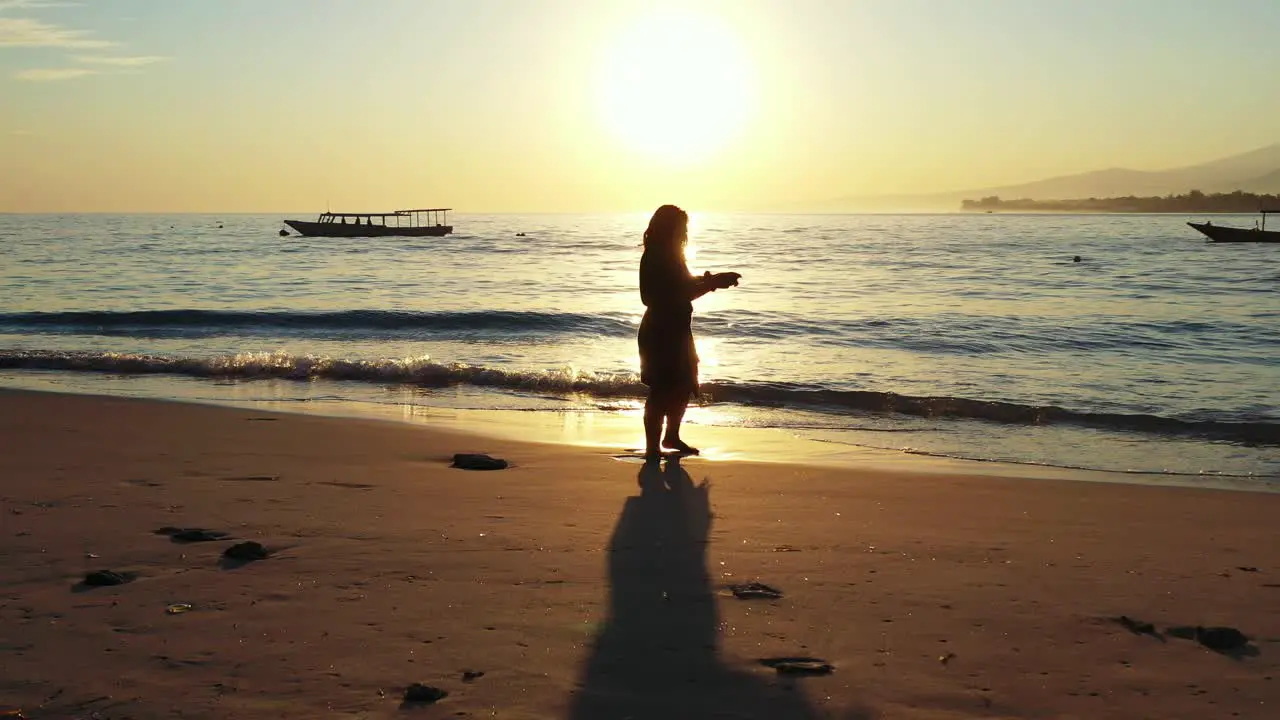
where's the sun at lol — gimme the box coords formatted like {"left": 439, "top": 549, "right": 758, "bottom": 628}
{"left": 595, "top": 10, "right": 755, "bottom": 165}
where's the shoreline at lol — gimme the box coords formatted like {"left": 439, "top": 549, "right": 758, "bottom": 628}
{"left": 2, "top": 375, "right": 1274, "bottom": 493}
{"left": 1, "top": 389, "right": 1277, "bottom": 718}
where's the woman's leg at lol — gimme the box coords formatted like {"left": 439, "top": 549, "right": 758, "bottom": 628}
{"left": 662, "top": 387, "right": 699, "bottom": 454}
{"left": 643, "top": 387, "right": 665, "bottom": 459}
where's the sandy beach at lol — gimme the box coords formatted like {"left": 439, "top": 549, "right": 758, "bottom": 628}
{"left": 2, "top": 389, "right": 1276, "bottom": 719}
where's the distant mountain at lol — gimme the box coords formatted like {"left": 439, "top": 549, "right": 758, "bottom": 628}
{"left": 995, "top": 142, "right": 1280, "bottom": 199}
{"left": 1239, "top": 168, "right": 1280, "bottom": 194}
{"left": 814, "top": 143, "right": 1280, "bottom": 211}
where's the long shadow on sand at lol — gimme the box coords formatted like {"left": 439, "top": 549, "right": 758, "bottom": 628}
{"left": 568, "top": 458, "right": 859, "bottom": 720}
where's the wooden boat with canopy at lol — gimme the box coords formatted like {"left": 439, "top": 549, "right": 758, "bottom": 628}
{"left": 283, "top": 208, "right": 453, "bottom": 238}
{"left": 1187, "top": 210, "right": 1280, "bottom": 243}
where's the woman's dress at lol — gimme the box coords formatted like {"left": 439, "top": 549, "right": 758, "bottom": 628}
{"left": 637, "top": 250, "right": 698, "bottom": 394}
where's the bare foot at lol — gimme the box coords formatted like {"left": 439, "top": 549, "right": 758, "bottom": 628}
{"left": 663, "top": 438, "right": 700, "bottom": 455}
{"left": 643, "top": 448, "right": 662, "bottom": 464}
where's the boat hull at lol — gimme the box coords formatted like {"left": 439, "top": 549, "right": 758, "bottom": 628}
{"left": 284, "top": 220, "right": 453, "bottom": 238}
{"left": 1187, "top": 222, "right": 1280, "bottom": 243}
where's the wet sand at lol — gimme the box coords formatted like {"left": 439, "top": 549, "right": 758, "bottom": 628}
{"left": 1, "top": 389, "right": 1276, "bottom": 719}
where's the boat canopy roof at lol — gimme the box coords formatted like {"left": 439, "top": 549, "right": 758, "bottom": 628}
{"left": 320, "top": 212, "right": 400, "bottom": 218}
{"left": 319, "top": 208, "right": 452, "bottom": 218}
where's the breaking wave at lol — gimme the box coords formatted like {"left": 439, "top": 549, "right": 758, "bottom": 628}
{"left": 2, "top": 349, "right": 1275, "bottom": 445}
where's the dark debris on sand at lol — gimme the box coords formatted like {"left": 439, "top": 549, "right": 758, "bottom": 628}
{"left": 758, "top": 657, "right": 835, "bottom": 676}
{"left": 1114, "top": 616, "right": 1255, "bottom": 656}
{"left": 403, "top": 683, "right": 449, "bottom": 704}
{"left": 730, "top": 582, "right": 784, "bottom": 600}
{"left": 1169, "top": 625, "right": 1252, "bottom": 653}
{"left": 1113, "top": 615, "right": 1161, "bottom": 639}
{"left": 154, "top": 527, "right": 231, "bottom": 543}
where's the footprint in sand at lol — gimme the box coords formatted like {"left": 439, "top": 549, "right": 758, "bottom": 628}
{"left": 219, "top": 475, "right": 280, "bottom": 482}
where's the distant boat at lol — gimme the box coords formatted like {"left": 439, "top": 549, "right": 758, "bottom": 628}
{"left": 283, "top": 208, "right": 453, "bottom": 238}
{"left": 1188, "top": 210, "right": 1280, "bottom": 243}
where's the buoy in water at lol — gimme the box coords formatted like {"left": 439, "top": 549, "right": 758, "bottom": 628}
{"left": 279, "top": 229, "right": 290, "bottom": 237}
{"left": 1073, "top": 255, "right": 1082, "bottom": 262}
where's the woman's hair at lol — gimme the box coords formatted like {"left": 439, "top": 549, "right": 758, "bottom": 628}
{"left": 643, "top": 204, "right": 688, "bottom": 252}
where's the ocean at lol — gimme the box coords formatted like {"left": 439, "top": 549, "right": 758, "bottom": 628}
{"left": 1, "top": 212, "right": 1276, "bottom": 485}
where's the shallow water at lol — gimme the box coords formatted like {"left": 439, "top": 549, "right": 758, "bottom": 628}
{"left": 1, "top": 212, "right": 1276, "bottom": 480}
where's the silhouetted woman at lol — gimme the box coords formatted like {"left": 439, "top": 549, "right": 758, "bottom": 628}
{"left": 638, "top": 205, "right": 741, "bottom": 460}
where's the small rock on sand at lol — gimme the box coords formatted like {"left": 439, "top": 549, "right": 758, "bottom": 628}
{"left": 403, "top": 683, "right": 448, "bottom": 703}
{"left": 83, "top": 570, "right": 134, "bottom": 586}
{"left": 451, "top": 453, "right": 509, "bottom": 470}
{"left": 1195, "top": 626, "right": 1249, "bottom": 653}
{"left": 222, "top": 541, "right": 270, "bottom": 561}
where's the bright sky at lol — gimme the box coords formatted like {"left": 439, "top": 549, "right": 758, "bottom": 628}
{"left": 2, "top": 0, "right": 1278, "bottom": 212}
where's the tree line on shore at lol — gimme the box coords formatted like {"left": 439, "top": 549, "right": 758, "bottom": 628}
{"left": 961, "top": 190, "right": 1280, "bottom": 213}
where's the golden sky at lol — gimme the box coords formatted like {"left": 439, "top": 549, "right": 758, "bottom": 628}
{"left": 2, "top": 0, "right": 1278, "bottom": 212}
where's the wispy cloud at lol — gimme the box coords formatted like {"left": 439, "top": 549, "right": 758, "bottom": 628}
{"left": 0, "top": 17, "right": 111, "bottom": 47}
{"left": 72, "top": 54, "right": 165, "bottom": 67}
{"left": 2, "top": 2, "right": 164, "bottom": 82}
{"left": 14, "top": 66, "right": 96, "bottom": 80}
{"left": 0, "top": 1, "right": 83, "bottom": 10}
{"left": 9, "top": 128, "right": 36, "bottom": 135}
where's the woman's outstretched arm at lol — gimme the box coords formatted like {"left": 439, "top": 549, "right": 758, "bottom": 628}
{"left": 687, "top": 271, "right": 741, "bottom": 300}
{"left": 643, "top": 253, "right": 740, "bottom": 306}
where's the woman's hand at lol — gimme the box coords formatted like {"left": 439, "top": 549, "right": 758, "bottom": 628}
{"left": 712, "top": 271, "right": 741, "bottom": 289}
{"left": 692, "top": 271, "right": 742, "bottom": 298}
